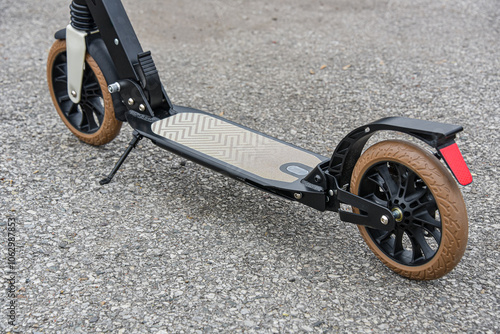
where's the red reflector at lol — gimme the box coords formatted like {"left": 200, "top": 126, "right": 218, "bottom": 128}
{"left": 439, "top": 143, "right": 473, "bottom": 186}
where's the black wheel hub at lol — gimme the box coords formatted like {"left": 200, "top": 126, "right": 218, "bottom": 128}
{"left": 359, "top": 161, "right": 442, "bottom": 266}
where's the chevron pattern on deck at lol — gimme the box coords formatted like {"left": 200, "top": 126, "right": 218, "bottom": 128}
{"left": 151, "top": 112, "right": 323, "bottom": 183}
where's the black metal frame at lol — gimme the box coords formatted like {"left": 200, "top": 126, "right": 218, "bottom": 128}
{"left": 56, "top": 0, "right": 469, "bottom": 233}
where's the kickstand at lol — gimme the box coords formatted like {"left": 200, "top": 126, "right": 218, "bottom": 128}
{"left": 99, "top": 131, "right": 143, "bottom": 185}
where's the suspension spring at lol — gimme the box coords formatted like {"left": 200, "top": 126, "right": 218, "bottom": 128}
{"left": 70, "top": 1, "right": 97, "bottom": 32}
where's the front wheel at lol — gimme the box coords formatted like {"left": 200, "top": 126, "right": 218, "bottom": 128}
{"left": 47, "top": 39, "right": 121, "bottom": 146}
{"left": 351, "top": 140, "right": 468, "bottom": 280}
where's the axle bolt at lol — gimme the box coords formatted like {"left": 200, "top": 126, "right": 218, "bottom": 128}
{"left": 294, "top": 193, "right": 303, "bottom": 200}
{"left": 108, "top": 82, "right": 121, "bottom": 94}
{"left": 380, "top": 215, "right": 389, "bottom": 225}
{"left": 391, "top": 207, "right": 404, "bottom": 222}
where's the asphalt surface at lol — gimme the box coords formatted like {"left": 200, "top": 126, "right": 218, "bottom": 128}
{"left": 1, "top": 0, "right": 499, "bottom": 333}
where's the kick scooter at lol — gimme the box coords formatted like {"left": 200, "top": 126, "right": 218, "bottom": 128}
{"left": 47, "top": 0, "right": 473, "bottom": 280}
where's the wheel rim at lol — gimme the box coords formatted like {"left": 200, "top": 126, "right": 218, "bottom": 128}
{"left": 51, "top": 51, "right": 105, "bottom": 134}
{"left": 357, "top": 161, "right": 442, "bottom": 266}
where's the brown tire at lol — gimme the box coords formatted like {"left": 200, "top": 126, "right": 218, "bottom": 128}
{"left": 47, "top": 39, "right": 121, "bottom": 146}
{"left": 351, "top": 140, "right": 468, "bottom": 280}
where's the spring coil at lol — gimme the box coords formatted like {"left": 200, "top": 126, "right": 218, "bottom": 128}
{"left": 70, "top": 1, "right": 97, "bottom": 31}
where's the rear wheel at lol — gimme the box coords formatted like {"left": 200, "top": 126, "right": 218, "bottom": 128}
{"left": 351, "top": 140, "right": 468, "bottom": 280}
{"left": 47, "top": 39, "right": 121, "bottom": 145}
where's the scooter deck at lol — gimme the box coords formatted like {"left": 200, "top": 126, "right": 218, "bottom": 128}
{"left": 149, "top": 108, "right": 328, "bottom": 185}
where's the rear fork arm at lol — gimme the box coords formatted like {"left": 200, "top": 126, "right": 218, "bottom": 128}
{"left": 298, "top": 162, "right": 397, "bottom": 231}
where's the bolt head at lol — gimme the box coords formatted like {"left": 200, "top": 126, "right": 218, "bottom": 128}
{"left": 114, "top": 38, "right": 119, "bottom": 45}
{"left": 139, "top": 104, "right": 146, "bottom": 112}
{"left": 71, "top": 90, "right": 77, "bottom": 98}
{"left": 294, "top": 193, "right": 303, "bottom": 200}
{"left": 328, "top": 189, "right": 334, "bottom": 197}
{"left": 128, "top": 98, "right": 135, "bottom": 106}
{"left": 108, "top": 83, "right": 120, "bottom": 94}
{"left": 380, "top": 215, "right": 389, "bottom": 225}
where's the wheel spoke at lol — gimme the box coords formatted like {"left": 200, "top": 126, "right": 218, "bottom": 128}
{"left": 374, "top": 230, "right": 393, "bottom": 244}
{"left": 413, "top": 210, "right": 441, "bottom": 229}
{"left": 392, "top": 229, "right": 405, "bottom": 257}
{"left": 395, "top": 163, "right": 410, "bottom": 195}
{"left": 375, "top": 164, "right": 399, "bottom": 198}
{"left": 54, "top": 63, "right": 67, "bottom": 83}
{"left": 83, "top": 81, "right": 101, "bottom": 99}
{"left": 366, "top": 172, "right": 386, "bottom": 189}
{"left": 66, "top": 104, "right": 82, "bottom": 126}
{"left": 363, "top": 193, "right": 388, "bottom": 207}
{"left": 409, "top": 229, "right": 436, "bottom": 261}
{"left": 405, "top": 187, "right": 427, "bottom": 205}
{"left": 58, "top": 93, "right": 70, "bottom": 102}
{"left": 87, "top": 97, "right": 104, "bottom": 116}
{"left": 81, "top": 104, "right": 100, "bottom": 132}
{"left": 424, "top": 226, "right": 442, "bottom": 245}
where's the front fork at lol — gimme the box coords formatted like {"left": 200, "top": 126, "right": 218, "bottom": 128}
{"left": 65, "top": 24, "right": 87, "bottom": 104}
{"left": 62, "top": 0, "right": 173, "bottom": 122}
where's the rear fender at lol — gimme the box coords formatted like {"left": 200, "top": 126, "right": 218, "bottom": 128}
{"left": 329, "top": 117, "right": 472, "bottom": 187}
